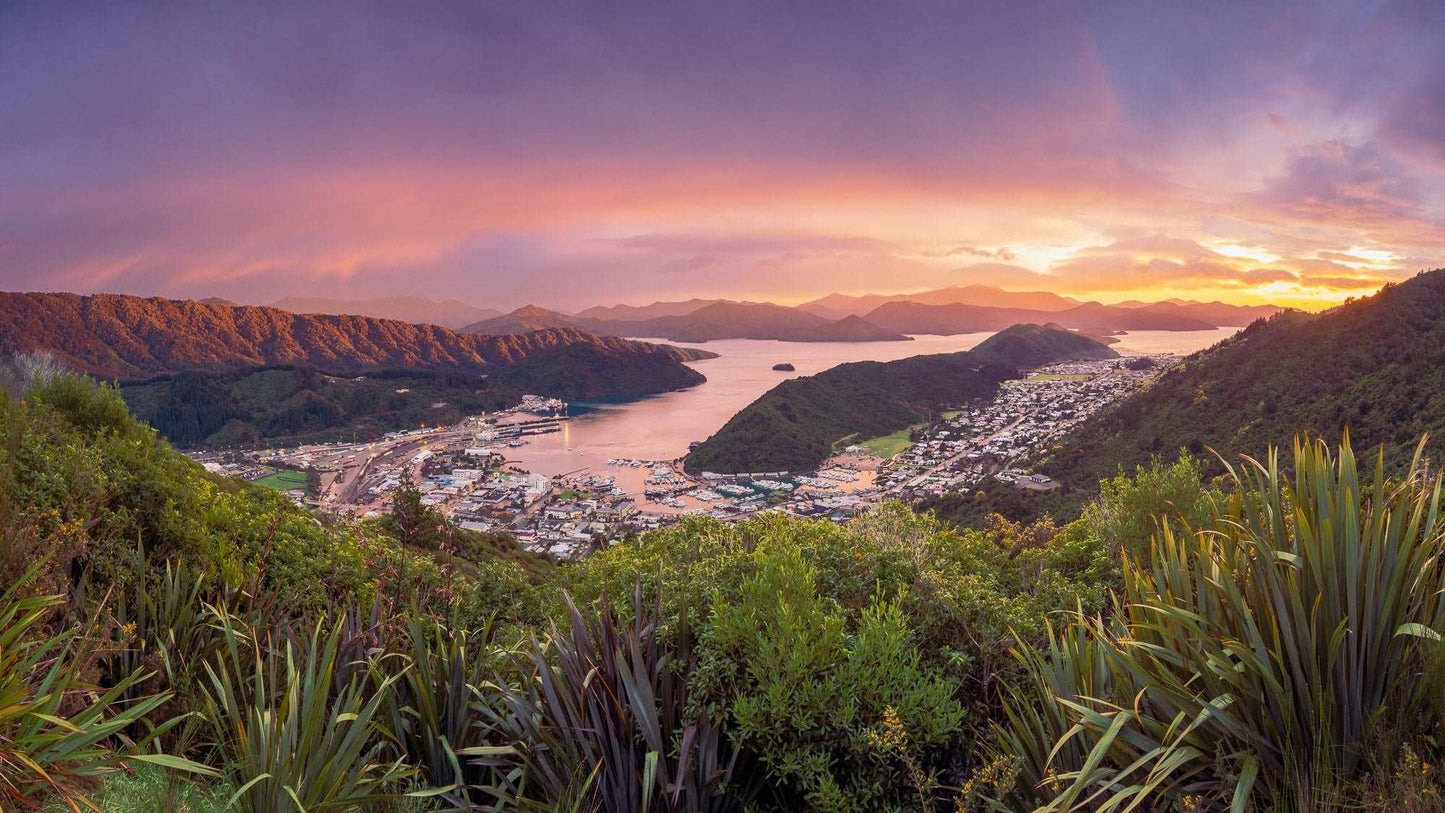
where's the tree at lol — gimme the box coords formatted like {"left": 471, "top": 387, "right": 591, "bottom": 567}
{"left": 387, "top": 474, "right": 450, "bottom": 551}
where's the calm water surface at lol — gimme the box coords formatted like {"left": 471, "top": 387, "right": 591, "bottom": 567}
{"left": 499, "top": 328, "right": 1242, "bottom": 490}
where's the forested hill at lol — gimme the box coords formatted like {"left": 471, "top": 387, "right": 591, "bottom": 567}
{"left": 928, "top": 269, "right": 1445, "bottom": 527}
{"left": 0, "top": 292, "right": 714, "bottom": 379}
{"left": 969, "top": 322, "right": 1119, "bottom": 368}
{"left": 684, "top": 324, "right": 1117, "bottom": 474}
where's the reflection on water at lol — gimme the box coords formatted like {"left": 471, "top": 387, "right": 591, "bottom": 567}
{"left": 500, "top": 335, "right": 992, "bottom": 490}
{"left": 498, "top": 328, "right": 1243, "bottom": 492}
{"left": 1110, "top": 326, "right": 1241, "bottom": 355}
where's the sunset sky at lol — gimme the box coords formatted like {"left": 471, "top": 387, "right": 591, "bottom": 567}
{"left": 3, "top": 1, "right": 1444, "bottom": 312}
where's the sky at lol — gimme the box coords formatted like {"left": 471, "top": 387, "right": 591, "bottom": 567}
{"left": 3, "top": 1, "right": 1444, "bottom": 312}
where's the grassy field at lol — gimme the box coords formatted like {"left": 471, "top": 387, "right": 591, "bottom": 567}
{"left": 859, "top": 425, "right": 919, "bottom": 458}
{"left": 1027, "top": 373, "right": 1092, "bottom": 381}
{"left": 941, "top": 410, "right": 961, "bottom": 420}
{"left": 254, "top": 467, "right": 312, "bottom": 493}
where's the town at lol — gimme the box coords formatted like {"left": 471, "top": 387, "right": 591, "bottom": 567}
{"left": 191, "top": 355, "right": 1174, "bottom": 559}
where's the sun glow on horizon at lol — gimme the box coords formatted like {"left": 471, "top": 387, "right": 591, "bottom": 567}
{"left": 2, "top": 3, "right": 1442, "bottom": 310}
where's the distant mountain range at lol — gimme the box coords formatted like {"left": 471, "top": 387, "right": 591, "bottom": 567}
{"left": 1111, "top": 299, "right": 1285, "bottom": 325}
{"left": 460, "top": 286, "right": 1287, "bottom": 343}
{"left": 683, "top": 323, "right": 1118, "bottom": 474}
{"left": 0, "top": 292, "right": 714, "bottom": 388}
{"left": 575, "top": 298, "right": 750, "bottom": 321}
{"left": 798, "top": 286, "right": 1283, "bottom": 326}
{"left": 463, "top": 304, "right": 581, "bottom": 335}
{"left": 923, "top": 268, "right": 1445, "bottom": 528}
{"left": 270, "top": 295, "right": 501, "bottom": 328}
{"left": 797, "top": 285, "right": 1081, "bottom": 319}
{"left": 862, "top": 300, "right": 1216, "bottom": 334}
{"left": 463, "top": 302, "right": 911, "bottom": 343}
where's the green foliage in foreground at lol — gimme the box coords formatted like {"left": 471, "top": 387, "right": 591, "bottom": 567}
{"left": 201, "top": 609, "right": 416, "bottom": 812}
{"left": 0, "top": 579, "right": 213, "bottom": 810}
{"left": 994, "top": 435, "right": 1445, "bottom": 811}
{"left": 46, "top": 763, "right": 231, "bottom": 813}
{"left": 4, "top": 373, "right": 548, "bottom": 619}
{"left": 9, "top": 371, "right": 1445, "bottom": 811}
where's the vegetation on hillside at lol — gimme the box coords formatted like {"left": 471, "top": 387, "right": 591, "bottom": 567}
{"left": 0, "top": 290, "right": 713, "bottom": 379}
{"left": 119, "top": 345, "right": 708, "bottom": 449}
{"left": 120, "top": 366, "right": 515, "bottom": 448}
{"left": 684, "top": 323, "right": 1115, "bottom": 474}
{"left": 684, "top": 353, "right": 1009, "bottom": 474}
{"left": 488, "top": 340, "right": 707, "bottom": 400}
{"left": 967, "top": 322, "right": 1118, "bottom": 368}
{"left": 7, "top": 366, "right": 1445, "bottom": 811}
{"left": 929, "top": 267, "right": 1445, "bottom": 528}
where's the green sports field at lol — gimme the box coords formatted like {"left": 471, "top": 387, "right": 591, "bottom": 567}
{"left": 858, "top": 426, "right": 919, "bottom": 458}
{"left": 254, "top": 468, "right": 311, "bottom": 492}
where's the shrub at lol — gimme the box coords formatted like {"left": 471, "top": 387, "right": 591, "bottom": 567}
{"left": 696, "top": 547, "right": 963, "bottom": 810}
{"left": 999, "top": 435, "right": 1445, "bottom": 811}
{"left": 200, "top": 608, "right": 416, "bottom": 812}
{"left": 489, "top": 587, "right": 759, "bottom": 811}
{"left": 0, "top": 570, "right": 211, "bottom": 809}
{"left": 386, "top": 612, "right": 519, "bottom": 805}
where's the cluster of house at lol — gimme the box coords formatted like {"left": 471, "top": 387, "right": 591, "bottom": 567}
{"left": 873, "top": 357, "right": 1169, "bottom": 499}
{"left": 192, "top": 361, "right": 1172, "bottom": 560}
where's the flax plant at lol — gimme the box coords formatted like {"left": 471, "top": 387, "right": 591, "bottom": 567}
{"left": 0, "top": 571, "right": 213, "bottom": 811}
{"left": 999, "top": 434, "right": 1445, "bottom": 812}
{"left": 200, "top": 608, "right": 415, "bottom": 812}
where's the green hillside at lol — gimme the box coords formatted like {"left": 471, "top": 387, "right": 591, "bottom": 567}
{"left": 489, "top": 340, "right": 707, "bottom": 400}
{"left": 968, "top": 321, "right": 1119, "bottom": 367}
{"left": 122, "top": 342, "right": 712, "bottom": 449}
{"left": 121, "top": 366, "right": 516, "bottom": 448}
{"left": 928, "top": 269, "right": 1445, "bottom": 527}
{"left": 684, "top": 323, "right": 1116, "bottom": 474}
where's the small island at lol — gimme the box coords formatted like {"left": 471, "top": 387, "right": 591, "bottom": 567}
{"left": 772, "top": 363, "right": 796, "bottom": 371}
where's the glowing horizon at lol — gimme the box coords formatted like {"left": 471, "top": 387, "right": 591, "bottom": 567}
{"left": 3, "top": 2, "right": 1443, "bottom": 313}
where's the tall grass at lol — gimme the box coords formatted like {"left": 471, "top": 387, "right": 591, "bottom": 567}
{"left": 996, "top": 434, "right": 1445, "bottom": 811}
{"left": 488, "top": 587, "right": 759, "bottom": 811}
{"left": 387, "top": 611, "right": 520, "bottom": 808}
{"left": 0, "top": 571, "right": 212, "bottom": 811}
{"left": 200, "top": 608, "right": 416, "bottom": 812}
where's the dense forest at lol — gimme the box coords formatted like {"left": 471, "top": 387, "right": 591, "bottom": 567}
{"left": 684, "top": 323, "right": 1116, "bottom": 474}
{"left": 4, "top": 360, "right": 1444, "bottom": 811}
{"left": 928, "top": 268, "right": 1445, "bottom": 528}
{"left": 122, "top": 340, "right": 711, "bottom": 449}
{"left": 120, "top": 367, "right": 518, "bottom": 448}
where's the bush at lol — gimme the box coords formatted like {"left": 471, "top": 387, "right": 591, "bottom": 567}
{"left": 696, "top": 547, "right": 963, "bottom": 810}
{"left": 0, "top": 569, "right": 211, "bottom": 809}
{"left": 997, "top": 435, "right": 1445, "bottom": 811}
{"left": 489, "top": 587, "right": 759, "bottom": 811}
{"left": 200, "top": 608, "right": 416, "bottom": 812}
